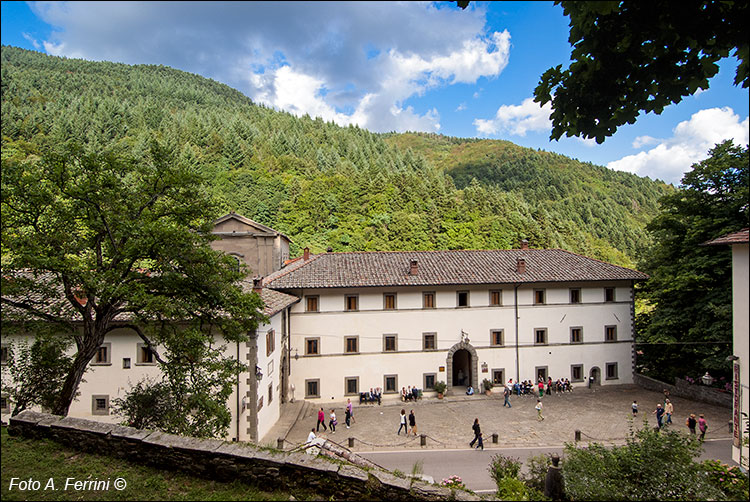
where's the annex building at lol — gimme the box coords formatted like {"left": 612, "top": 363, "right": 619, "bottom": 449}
{"left": 1, "top": 213, "right": 648, "bottom": 444}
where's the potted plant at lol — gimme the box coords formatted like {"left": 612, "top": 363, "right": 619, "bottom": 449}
{"left": 482, "top": 378, "right": 494, "bottom": 396}
{"left": 434, "top": 381, "right": 447, "bottom": 399}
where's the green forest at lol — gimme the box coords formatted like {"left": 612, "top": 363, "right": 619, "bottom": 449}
{"left": 1, "top": 46, "right": 672, "bottom": 267}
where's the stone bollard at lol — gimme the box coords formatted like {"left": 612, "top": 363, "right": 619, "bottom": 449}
{"left": 420, "top": 434, "right": 426, "bottom": 446}
{"left": 574, "top": 430, "right": 581, "bottom": 442}
{"left": 277, "top": 438, "right": 285, "bottom": 449}
{"left": 492, "top": 433, "right": 498, "bottom": 444}
{"left": 348, "top": 437, "right": 355, "bottom": 448}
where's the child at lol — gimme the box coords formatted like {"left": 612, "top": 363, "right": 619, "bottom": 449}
{"left": 329, "top": 409, "right": 337, "bottom": 433}
{"left": 475, "top": 432, "right": 484, "bottom": 450}
{"left": 536, "top": 399, "right": 544, "bottom": 421}
{"left": 632, "top": 400, "right": 638, "bottom": 416}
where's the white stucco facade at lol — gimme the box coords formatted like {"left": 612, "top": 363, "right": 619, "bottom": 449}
{"left": 731, "top": 240, "right": 749, "bottom": 467}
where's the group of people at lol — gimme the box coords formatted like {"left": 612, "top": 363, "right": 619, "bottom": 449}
{"left": 401, "top": 386, "right": 422, "bottom": 402}
{"left": 397, "top": 409, "right": 418, "bottom": 436}
{"left": 631, "top": 395, "right": 710, "bottom": 440}
{"left": 359, "top": 387, "right": 382, "bottom": 405}
{"left": 507, "top": 377, "right": 573, "bottom": 398}
{"left": 311, "top": 398, "right": 357, "bottom": 439}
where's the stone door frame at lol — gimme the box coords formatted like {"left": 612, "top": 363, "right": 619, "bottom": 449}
{"left": 446, "top": 341, "right": 478, "bottom": 394}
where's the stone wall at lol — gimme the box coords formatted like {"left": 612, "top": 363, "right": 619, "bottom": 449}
{"left": 8, "top": 411, "right": 484, "bottom": 501}
{"left": 633, "top": 373, "right": 732, "bottom": 408}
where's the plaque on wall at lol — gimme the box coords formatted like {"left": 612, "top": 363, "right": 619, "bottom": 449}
{"left": 481, "top": 362, "right": 488, "bottom": 373}
{"left": 439, "top": 366, "right": 445, "bottom": 372}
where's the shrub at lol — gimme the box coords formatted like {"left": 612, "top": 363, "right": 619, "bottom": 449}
{"left": 434, "top": 381, "right": 447, "bottom": 394}
{"left": 701, "top": 459, "right": 749, "bottom": 500}
{"left": 524, "top": 454, "right": 552, "bottom": 493}
{"left": 497, "top": 477, "right": 530, "bottom": 500}
{"left": 488, "top": 454, "right": 521, "bottom": 486}
{"left": 441, "top": 475, "right": 465, "bottom": 489}
{"left": 482, "top": 378, "right": 494, "bottom": 392}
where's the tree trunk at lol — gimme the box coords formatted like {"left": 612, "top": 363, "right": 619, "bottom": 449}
{"left": 52, "top": 335, "right": 102, "bottom": 416}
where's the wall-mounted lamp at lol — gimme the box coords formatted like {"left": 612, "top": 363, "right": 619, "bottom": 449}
{"left": 726, "top": 355, "right": 740, "bottom": 361}
{"left": 255, "top": 365, "right": 263, "bottom": 381}
{"left": 701, "top": 372, "right": 714, "bottom": 386}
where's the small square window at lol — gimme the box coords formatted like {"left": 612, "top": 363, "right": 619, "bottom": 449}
{"left": 605, "top": 325, "right": 617, "bottom": 342}
{"left": 534, "top": 328, "right": 548, "bottom": 345}
{"left": 384, "top": 293, "right": 397, "bottom": 310}
{"left": 492, "top": 369, "right": 505, "bottom": 385}
{"left": 305, "top": 338, "right": 319, "bottom": 355}
{"left": 383, "top": 334, "right": 397, "bottom": 352}
{"left": 490, "top": 329, "right": 504, "bottom": 347}
{"left": 345, "top": 336, "right": 359, "bottom": 354}
{"left": 345, "top": 377, "right": 359, "bottom": 395}
{"left": 570, "top": 327, "right": 583, "bottom": 344}
{"left": 423, "top": 292, "right": 435, "bottom": 309}
{"left": 571, "top": 364, "right": 584, "bottom": 382}
{"left": 257, "top": 396, "right": 264, "bottom": 411}
{"left": 92, "top": 395, "right": 109, "bottom": 416}
{"left": 534, "top": 289, "right": 546, "bottom": 305}
{"left": 490, "top": 290, "right": 502, "bottom": 306}
{"left": 606, "top": 362, "right": 618, "bottom": 380}
{"left": 266, "top": 329, "right": 275, "bottom": 357}
{"left": 423, "top": 333, "right": 437, "bottom": 350}
{"left": 93, "top": 343, "right": 111, "bottom": 365}
{"left": 306, "top": 296, "right": 319, "bottom": 312}
{"left": 122, "top": 358, "right": 131, "bottom": 369}
{"left": 345, "top": 295, "right": 359, "bottom": 311}
{"left": 570, "top": 288, "right": 581, "bottom": 304}
{"left": 137, "top": 344, "right": 155, "bottom": 365}
{"left": 423, "top": 373, "right": 436, "bottom": 390}
{"left": 457, "top": 291, "right": 469, "bottom": 308}
{"left": 605, "top": 288, "right": 615, "bottom": 302}
{"left": 305, "top": 379, "right": 320, "bottom": 398}
{"left": 384, "top": 375, "right": 398, "bottom": 393}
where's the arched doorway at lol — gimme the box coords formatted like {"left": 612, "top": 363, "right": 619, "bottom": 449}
{"left": 589, "top": 366, "right": 601, "bottom": 387}
{"left": 446, "top": 341, "right": 478, "bottom": 393}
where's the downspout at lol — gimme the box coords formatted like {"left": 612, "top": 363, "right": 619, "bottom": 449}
{"left": 514, "top": 283, "right": 520, "bottom": 384}
{"left": 236, "top": 339, "right": 241, "bottom": 441}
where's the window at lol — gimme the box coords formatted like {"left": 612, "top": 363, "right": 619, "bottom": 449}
{"left": 266, "top": 329, "right": 275, "bottom": 357}
{"left": 533, "top": 289, "right": 546, "bottom": 305}
{"left": 137, "top": 344, "right": 155, "bottom": 365}
{"left": 492, "top": 369, "right": 505, "bottom": 385}
{"left": 423, "top": 332, "right": 437, "bottom": 350}
{"left": 122, "top": 358, "right": 131, "bottom": 369}
{"left": 345, "top": 295, "right": 359, "bottom": 311}
{"left": 534, "top": 328, "right": 548, "bottom": 345}
{"left": 383, "top": 334, "right": 398, "bottom": 352}
{"left": 606, "top": 362, "right": 618, "bottom": 380}
{"left": 92, "top": 395, "right": 109, "bottom": 416}
{"left": 257, "top": 396, "right": 264, "bottom": 411}
{"left": 305, "top": 379, "right": 320, "bottom": 398}
{"left": 423, "top": 291, "right": 435, "bottom": 309}
{"left": 268, "top": 383, "right": 274, "bottom": 404}
{"left": 93, "top": 343, "right": 111, "bottom": 365}
{"left": 570, "top": 288, "right": 581, "bottom": 304}
{"left": 1, "top": 344, "right": 9, "bottom": 365}
{"left": 570, "top": 327, "right": 583, "bottom": 344}
{"left": 457, "top": 291, "right": 469, "bottom": 307}
{"left": 489, "top": 290, "right": 502, "bottom": 306}
{"left": 306, "top": 296, "right": 319, "bottom": 312}
{"left": 383, "top": 293, "right": 397, "bottom": 310}
{"left": 605, "top": 325, "right": 617, "bottom": 342}
{"left": 604, "top": 288, "right": 615, "bottom": 302}
{"left": 571, "top": 364, "right": 584, "bottom": 382}
{"left": 305, "top": 338, "right": 320, "bottom": 355}
{"left": 267, "top": 360, "right": 274, "bottom": 376}
{"left": 1, "top": 395, "right": 10, "bottom": 414}
{"left": 345, "top": 377, "right": 359, "bottom": 396}
{"left": 423, "top": 373, "right": 436, "bottom": 390}
{"left": 384, "top": 375, "right": 398, "bottom": 393}
{"left": 536, "top": 366, "right": 548, "bottom": 382}
{"left": 344, "top": 336, "right": 359, "bottom": 354}
{"left": 490, "top": 329, "right": 504, "bottom": 347}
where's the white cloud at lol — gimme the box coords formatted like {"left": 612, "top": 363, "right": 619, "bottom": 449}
{"left": 607, "top": 107, "right": 749, "bottom": 184}
{"left": 30, "top": 1, "right": 509, "bottom": 134}
{"left": 22, "top": 32, "right": 41, "bottom": 50}
{"left": 473, "top": 97, "right": 552, "bottom": 136}
{"left": 456, "top": 103, "right": 467, "bottom": 112}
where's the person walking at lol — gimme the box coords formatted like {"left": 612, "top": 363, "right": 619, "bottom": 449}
{"left": 664, "top": 399, "right": 673, "bottom": 425}
{"left": 535, "top": 399, "right": 544, "bottom": 421}
{"left": 316, "top": 407, "right": 327, "bottom": 432}
{"left": 503, "top": 385, "right": 512, "bottom": 408}
{"left": 632, "top": 400, "right": 638, "bottom": 417}
{"left": 653, "top": 403, "right": 665, "bottom": 429}
{"left": 686, "top": 413, "right": 697, "bottom": 435}
{"left": 469, "top": 418, "right": 482, "bottom": 447}
{"left": 346, "top": 398, "right": 354, "bottom": 428}
{"left": 538, "top": 379, "right": 545, "bottom": 398}
{"left": 698, "top": 414, "right": 708, "bottom": 440}
{"left": 409, "top": 410, "right": 417, "bottom": 436}
{"left": 475, "top": 432, "right": 484, "bottom": 450}
{"left": 329, "top": 409, "right": 337, "bottom": 433}
{"left": 397, "top": 409, "right": 408, "bottom": 435}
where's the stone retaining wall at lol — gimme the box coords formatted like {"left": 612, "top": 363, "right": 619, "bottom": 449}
{"left": 8, "top": 411, "right": 484, "bottom": 501}
{"left": 634, "top": 373, "right": 732, "bottom": 408}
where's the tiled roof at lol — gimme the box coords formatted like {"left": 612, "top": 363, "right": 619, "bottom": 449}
{"left": 255, "top": 286, "right": 299, "bottom": 317}
{"left": 264, "top": 249, "right": 648, "bottom": 289}
{"left": 703, "top": 228, "right": 749, "bottom": 246}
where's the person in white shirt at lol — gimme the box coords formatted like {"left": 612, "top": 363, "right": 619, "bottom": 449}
{"left": 307, "top": 429, "right": 316, "bottom": 443}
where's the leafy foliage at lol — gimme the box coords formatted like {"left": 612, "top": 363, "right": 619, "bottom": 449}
{"left": 701, "top": 459, "right": 749, "bottom": 501}
{"left": 535, "top": 1, "right": 748, "bottom": 142}
{"left": 636, "top": 141, "right": 749, "bottom": 383}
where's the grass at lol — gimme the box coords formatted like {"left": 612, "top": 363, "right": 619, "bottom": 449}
{"left": 0, "top": 426, "right": 298, "bottom": 501}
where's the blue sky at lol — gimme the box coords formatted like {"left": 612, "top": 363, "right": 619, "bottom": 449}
{"left": 2, "top": 1, "right": 748, "bottom": 185}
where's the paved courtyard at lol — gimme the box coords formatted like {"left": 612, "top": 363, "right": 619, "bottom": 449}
{"left": 264, "top": 384, "right": 733, "bottom": 451}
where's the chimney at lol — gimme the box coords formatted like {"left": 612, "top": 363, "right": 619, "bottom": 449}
{"left": 520, "top": 239, "right": 529, "bottom": 250}
{"left": 303, "top": 247, "right": 310, "bottom": 261}
{"left": 409, "top": 259, "right": 418, "bottom": 276}
{"left": 516, "top": 257, "right": 526, "bottom": 275}
{"left": 252, "top": 277, "right": 263, "bottom": 294}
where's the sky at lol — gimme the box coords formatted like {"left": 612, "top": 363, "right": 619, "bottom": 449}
{"left": 1, "top": 1, "right": 748, "bottom": 185}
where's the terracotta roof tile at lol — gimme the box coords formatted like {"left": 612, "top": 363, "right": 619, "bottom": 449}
{"left": 703, "top": 228, "right": 749, "bottom": 246}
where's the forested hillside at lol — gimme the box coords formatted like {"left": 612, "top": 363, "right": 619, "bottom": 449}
{"left": 1, "top": 46, "right": 671, "bottom": 267}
